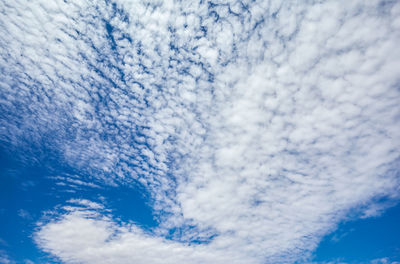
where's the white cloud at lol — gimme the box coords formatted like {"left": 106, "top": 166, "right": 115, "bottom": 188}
{"left": 1, "top": 0, "right": 400, "bottom": 263}
{"left": 0, "top": 251, "right": 13, "bottom": 264}
{"left": 371, "top": 258, "right": 400, "bottom": 264}
{"left": 36, "top": 206, "right": 247, "bottom": 264}
{"left": 17, "top": 209, "right": 32, "bottom": 220}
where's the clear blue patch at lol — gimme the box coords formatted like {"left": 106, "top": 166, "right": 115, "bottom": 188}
{"left": 313, "top": 202, "right": 400, "bottom": 263}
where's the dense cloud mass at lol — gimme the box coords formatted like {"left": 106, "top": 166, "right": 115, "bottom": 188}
{"left": 1, "top": 0, "right": 400, "bottom": 263}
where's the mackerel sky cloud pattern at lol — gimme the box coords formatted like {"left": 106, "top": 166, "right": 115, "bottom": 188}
{"left": 0, "top": 0, "right": 400, "bottom": 263}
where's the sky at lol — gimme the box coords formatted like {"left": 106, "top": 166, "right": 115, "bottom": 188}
{"left": 0, "top": 0, "right": 400, "bottom": 263}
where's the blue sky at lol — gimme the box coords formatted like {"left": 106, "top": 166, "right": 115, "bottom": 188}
{"left": 314, "top": 203, "right": 400, "bottom": 263}
{"left": 1, "top": 144, "right": 400, "bottom": 263}
{"left": 1, "top": 0, "right": 400, "bottom": 263}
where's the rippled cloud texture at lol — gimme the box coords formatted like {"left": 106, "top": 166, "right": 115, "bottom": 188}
{"left": 1, "top": 0, "right": 400, "bottom": 263}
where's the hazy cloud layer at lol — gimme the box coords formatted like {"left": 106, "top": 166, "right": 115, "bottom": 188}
{"left": 1, "top": 0, "right": 400, "bottom": 263}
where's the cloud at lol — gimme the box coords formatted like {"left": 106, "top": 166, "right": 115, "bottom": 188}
{"left": 35, "top": 202, "right": 256, "bottom": 264}
{"left": 371, "top": 258, "right": 400, "bottom": 264}
{"left": 0, "top": 251, "right": 13, "bottom": 264}
{"left": 17, "top": 209, "right": 32, "bottom": 220}
{"left": 1, "top": 0, "right": 400, "bottom": 263}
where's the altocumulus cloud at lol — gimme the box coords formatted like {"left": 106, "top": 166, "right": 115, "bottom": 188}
{"left": 1, "top": 0, "right": 400, "bottom": 263}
